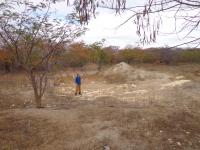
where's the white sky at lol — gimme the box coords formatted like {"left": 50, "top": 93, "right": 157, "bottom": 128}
{"left": 24, "top": 0, "right": 200, "bottom": 48}
{"left": 75, "top": 3, "right": 200, "bottom": 48}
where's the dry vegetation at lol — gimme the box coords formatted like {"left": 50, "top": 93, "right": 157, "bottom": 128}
{"left": 0, "top": 63, "right": 200, "bottom": 150}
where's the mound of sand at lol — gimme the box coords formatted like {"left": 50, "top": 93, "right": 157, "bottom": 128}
{"left": 103, "top": 62, "right": 169, "bottom": 82}
{"left": 104, "top": 62, "right": 133, "bottom": 76}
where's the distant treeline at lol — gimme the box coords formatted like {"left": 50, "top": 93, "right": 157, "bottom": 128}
{"left": 1, "top": 42, "right": 200, "bottom": 72}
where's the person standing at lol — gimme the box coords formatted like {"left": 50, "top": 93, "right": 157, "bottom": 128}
{"left": 75, "top": 74, "right": 81, "bottom": 95}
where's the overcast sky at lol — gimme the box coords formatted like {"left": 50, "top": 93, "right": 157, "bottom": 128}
{"left": 33, "top": 0, "right": 200, "bottom": 48}
{"left": 76, "top": 2, "right": 200, "bottom": 48}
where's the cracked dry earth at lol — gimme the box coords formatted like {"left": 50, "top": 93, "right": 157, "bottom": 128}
{"left": 1, "top": 64, "right": 200, "bottom": 150}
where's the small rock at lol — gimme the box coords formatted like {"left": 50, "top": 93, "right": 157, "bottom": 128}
{"left": 175, "top": 76, "right": 184, "bottom": 80}
{"left": 10, "top": 104, "right": 15, "bottom": 108}
{"left": 46, "top": 104, "right": 51, "bottom": 108}
{"left": 168, "top": 138, "right": 173, "bottom": 143}
{"left": 177, "top": 142, "right": 181, "bottom": 146}
{"left": 131, "top": 84, "right": 136, "bottom": 88}
{"left": 104, "top": 145, "right": 110, "bottom": 150}
{"left": 186, "top": 131, "right": 190, "bottom": 134}
{"left": 188, "top": 141, "right": 192, "bottom": 146}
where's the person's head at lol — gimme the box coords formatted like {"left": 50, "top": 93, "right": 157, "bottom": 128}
{"left": 77, "top": 73, "right": 79, "bottom": 77}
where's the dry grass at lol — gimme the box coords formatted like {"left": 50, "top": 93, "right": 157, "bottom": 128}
{"left": 0, "top": 114, "right": 58, "bottom": 150}
{"left": 0, "top": 64, "right": 200, "bottom": 149}
{"left": 104, "top": 74, "right": 127, "bottom": 84}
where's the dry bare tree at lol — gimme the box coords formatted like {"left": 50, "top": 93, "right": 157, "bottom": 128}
{"left": 69, "top": 0, "right": 200, "bottom": 46}
{"left": 0, "top": 0, "right": 85, "bottom": 108}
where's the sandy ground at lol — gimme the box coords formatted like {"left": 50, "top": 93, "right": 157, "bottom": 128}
{"left": 0, "top": 64, "right": 200, "bottom": 150}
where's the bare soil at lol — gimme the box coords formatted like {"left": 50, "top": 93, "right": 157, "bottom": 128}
{"left": 1, "top": 64, "right": 200, "bottom": 150}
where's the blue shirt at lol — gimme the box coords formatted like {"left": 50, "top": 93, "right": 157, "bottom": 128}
{"left": 75, "top": 75, "right": 81, "bottom": 85}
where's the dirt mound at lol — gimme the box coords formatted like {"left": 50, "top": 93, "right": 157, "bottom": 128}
{"left": 103, "top": 62, "right": 169, "bottom": 83}
{"left": 104, "top": 62, "right": 133, "bottom": 75}
{"left": 103, "top": 62, "right": 133, "bottom": 83}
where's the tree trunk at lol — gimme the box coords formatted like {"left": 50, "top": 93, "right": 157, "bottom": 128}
{"left": 28, "top": 69, "right": 48, "bottom": 108}
{"left": 29, "top": 70, "right": 46, "bottom": 108}
{"left": 4, "top": 62, "right": 11, "bottom": 73}
{"left": 35, "top": 95, "right": 42, "bottom": 108}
